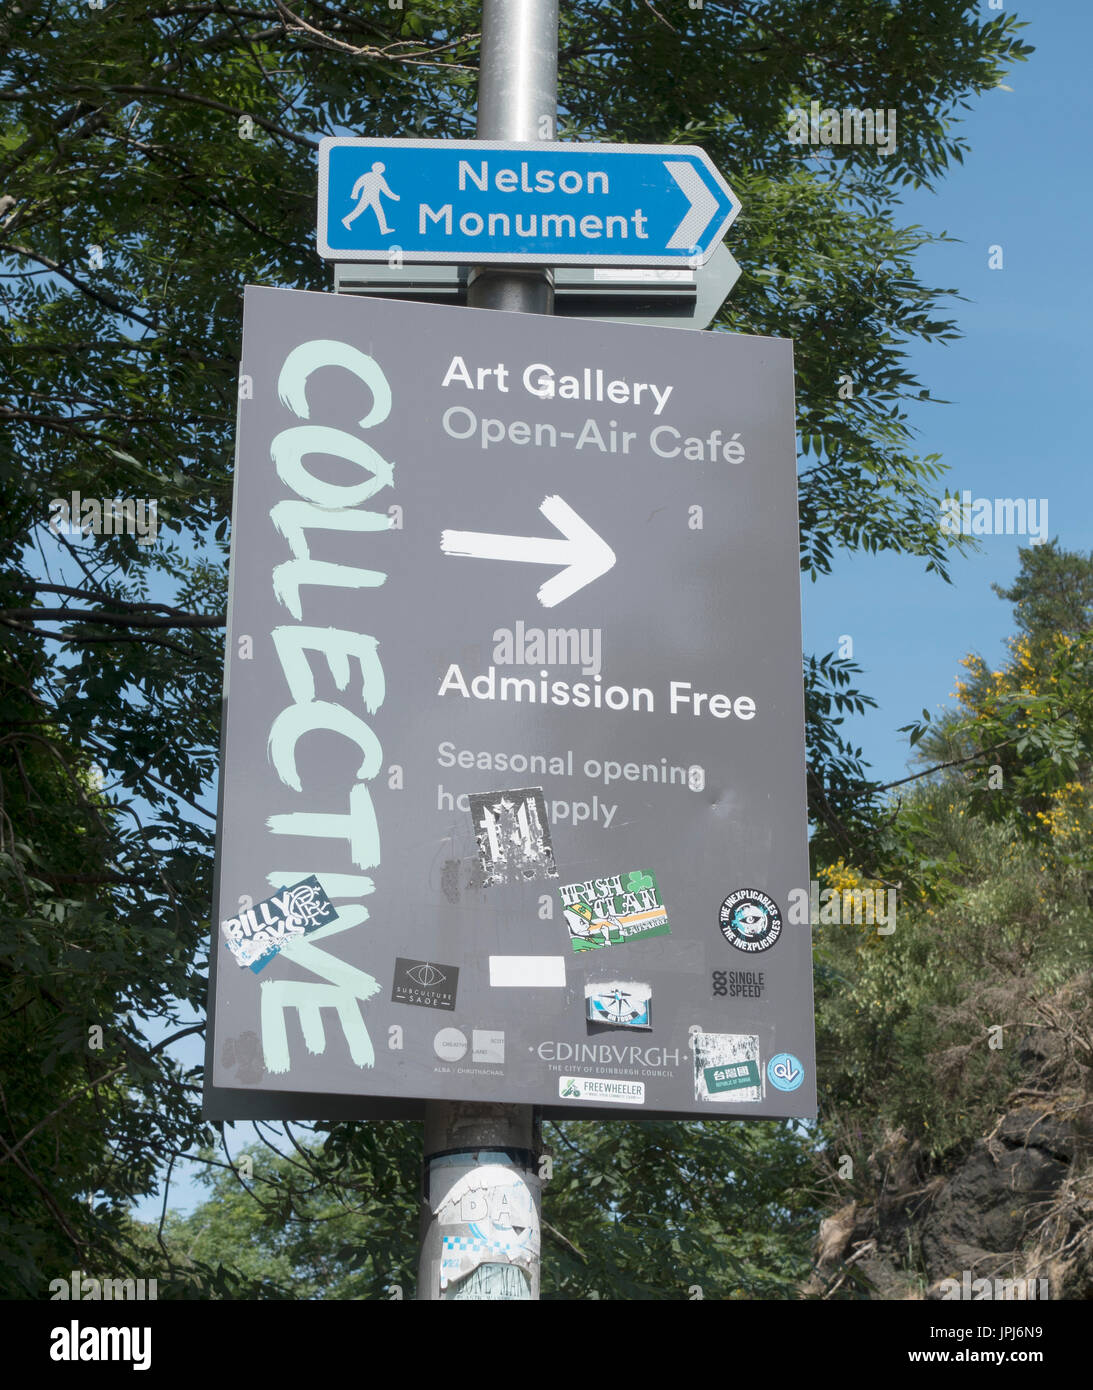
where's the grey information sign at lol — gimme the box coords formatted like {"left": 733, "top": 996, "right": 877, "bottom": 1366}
{"left": 205, "top": 286, "right": 814, "bottom": 1122}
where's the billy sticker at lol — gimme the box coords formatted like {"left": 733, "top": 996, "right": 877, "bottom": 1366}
{"left": 559, "top": 870, "right": 670, "bottom": 952}
{"left": 585, "top": 980, "right": 652, "bottom": 1030}
{"left": 220, "top": 875, "right": 338, "bottom": 973}
{"left": 692, "top": 1030, "right": 763, "bottom": 1104}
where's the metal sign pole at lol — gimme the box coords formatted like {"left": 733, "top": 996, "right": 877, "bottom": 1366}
{"left": 207, "top": 0, "right": 811, "bottom": 1290}
{"left": 417, "top": 0, "right": 558, "bottom": 1303}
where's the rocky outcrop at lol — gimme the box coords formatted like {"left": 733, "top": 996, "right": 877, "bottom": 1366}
{"left": 805, "top": 1014, "right": 1093, "bottom": 1300}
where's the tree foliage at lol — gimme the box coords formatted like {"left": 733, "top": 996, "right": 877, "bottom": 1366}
{"left": 905, "top": 541, "right": 1093, "bottom": 836}
{"left": 0, "top": 0, "right": 1033, "bottom": 1296}
{"left": 816, "top": 546, "right": 1093, "bottom": 1194}
{"left": 142, "top": 1118, "right": 817, "bottom": 1301}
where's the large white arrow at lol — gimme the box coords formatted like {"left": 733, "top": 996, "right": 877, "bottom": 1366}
{"left": 664, "top": 160, "right": 719, "bottom": 251}
{"left": 440, "top": 494, "right": 616, "bottom": 608}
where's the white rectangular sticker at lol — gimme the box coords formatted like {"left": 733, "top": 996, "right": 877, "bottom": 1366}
{"left": 489, "top": 956, "right": 566, "bottom": 988}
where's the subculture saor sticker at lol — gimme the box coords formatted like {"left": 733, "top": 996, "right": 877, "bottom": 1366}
{"left": 559, "top": 869, "right": 670, "bottom": 952}
{"left": 435, "top": 1164, "right": 540, "bottom": 1294}
{"left": 220, "top": 875, "right": 339, "bottom": 973}
{"left": 584, "top": 980, "right": 652, "bottom": 1030}
{"left": 718, "top": 888, "right": 782, "bottom": 954}
{"left": 691, "top": 1030, "right": 763, "bottom": 1104}
{"left": 391, "top": 957, "right": 460, "bottom": 1010}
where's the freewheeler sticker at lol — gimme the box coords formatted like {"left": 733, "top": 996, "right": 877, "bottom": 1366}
{"left": 558, "top": 1075, "right": 645, "bottom": 1104}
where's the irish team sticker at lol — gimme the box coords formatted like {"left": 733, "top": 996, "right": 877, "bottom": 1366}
{"left": 719, "top": 889, "right": 782, "bottom": 953}
{"left": 559, "top": 870, "right": 670, "bottom": 952}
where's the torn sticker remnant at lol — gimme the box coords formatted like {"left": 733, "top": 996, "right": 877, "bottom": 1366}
{"left": 435, "top": 1164, "right": 540, "bottom": 1294}
{"left": 444, "top": 1261, "right": 530, "bottom": 1301}
{"left": 692, "top": 1031, "right": 763, "bottom": 1104}
{"left": 469, "top": 786, "right": 557, "bottom": 885}
{"left": 220, "top": 875, "right": 338, "bottom": 973}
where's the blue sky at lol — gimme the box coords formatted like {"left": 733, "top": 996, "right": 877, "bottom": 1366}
{"left": 801, "top": 0, "right": 1093, "bottom": 788}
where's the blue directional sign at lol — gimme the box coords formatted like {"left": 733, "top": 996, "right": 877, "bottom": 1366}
{"left": 317, "top": 138, "right": 741, "bottom": 269}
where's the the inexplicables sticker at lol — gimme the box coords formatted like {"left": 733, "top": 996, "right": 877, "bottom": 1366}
{"left": 718, "top": 889, "right": 783, "bottom": 954}
{"left": 692, "top": 1031, "right": 763, "bottom": 1103}
{"left": 435, "top": 1165, "right": 540, "bottom": 1295}
{"left": 559, "top": 870, "right": 670, "bottom": 952}
{"left": 584, "top": 980, "right": 652, "bottom": 1030}
{"left": 220, "top": 875, "right": 338, "bottom": 973}
{"left": 488, "top": 956, "right": 566, "bottom": 988}
{"left": 767, "top": 1052, "right": 805, "bottom": 1092}
{"left": 391, "top": 957, "right": 459, "bottom": 1011}
{"left": 468, "top": 786, "right": 557, "bottom": 886}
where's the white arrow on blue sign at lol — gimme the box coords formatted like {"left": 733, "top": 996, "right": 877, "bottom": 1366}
{"left": 317, "top": 138, "right": 741, "bottom": 268}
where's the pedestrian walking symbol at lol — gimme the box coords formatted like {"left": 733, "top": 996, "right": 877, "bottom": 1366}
{"left": 341, "top": 161, "right": 400, "bottom": 235}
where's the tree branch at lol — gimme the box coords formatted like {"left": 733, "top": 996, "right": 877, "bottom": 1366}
{"left": 0, "top": 607, "right": 224, "bottom": 629}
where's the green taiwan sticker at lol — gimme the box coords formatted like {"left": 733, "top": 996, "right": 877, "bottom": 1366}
{"left": 703, "top": 1060, "right": 761, "bottom": 1094}
{"left": 558, "top": 870, "right": 671, "bottom": 953}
